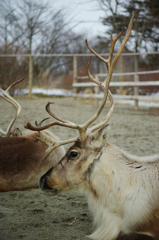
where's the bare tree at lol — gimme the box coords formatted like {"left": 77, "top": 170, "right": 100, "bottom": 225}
{"left": 0, "top": 0, "right": 84, "bottom": 88}
{"left": 0, "top": 0, "right": 95, "bottom": 89}
{"left": 14, "top": 0, "right": 49, "bottom": 54}
{"left": 0, "top": 0, "right": 22, "bottom": 53}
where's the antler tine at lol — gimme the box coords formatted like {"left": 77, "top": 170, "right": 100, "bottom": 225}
{"left": 86, "top": 56, "right": 103, "bottom": 88}
{"left": 86, "top": 56, "right": 115, "bottom": 129}
{"left": 104, "top": 11, "right": 135, "bottom": 88}
{"left": 6, "top": 76, "right": 25, "bottom": 92}
{"left": 0, "top": 77, "right": 25, "bottom": 137}
{"left": 35, "top": 118, "right": 50, "bottom": 127}
{"left": 25, "top": 103, "right": 80, "bottom": 162}
{"left": 85, "top": 28, "right": 124, "bottom": 76}
{"left": 26, "top": 98, "right": 89, "bottom": 132}
{"left": 108, "top": 29, "right": 124, "bottom": 66}
{"left": 80, "top": 79, "right": 109, "bottom": 134}
{"left": 46, "top": 102, "right": 73, "bottom": 124}
{"left": 0, "top": 93, "right": 21, "bottom": 137}
{"left": 25, "top": 119, "right": 79, "bottom": 131}
{"left": 86, "top": 40, "right": 109, "bottom": 67}
{"left": 25, "top": 101, "right": 80, "bottom": 132}
{"left": 89, "top": 90, "right": 115, "bottom": 133}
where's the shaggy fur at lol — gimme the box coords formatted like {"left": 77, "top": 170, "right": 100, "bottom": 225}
{"left": 84, "top": 144, "right": 159, "bottom": 240}
{"left": 39, "top": 126, "right": 159, "bottom": 240}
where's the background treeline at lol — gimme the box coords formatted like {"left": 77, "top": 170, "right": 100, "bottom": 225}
{"left": 0, "top": 0, "right": 159, "bottom": 92}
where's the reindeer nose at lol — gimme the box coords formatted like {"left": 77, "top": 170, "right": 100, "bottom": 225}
{"left": 39, "top": 175, "right": 51, "bottom": 191}
{"left": 39, "top": 167, "right": 53, "bottom": 191}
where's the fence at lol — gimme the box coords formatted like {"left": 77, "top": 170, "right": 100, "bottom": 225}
{"left": 72, "top": 52, "right": 159, "bottom": 109}
{"left": 0, "top": 52, "right": 159, "bottom": 109}
{"left": 73, "top": 69, "right": 159, "bottom": 109}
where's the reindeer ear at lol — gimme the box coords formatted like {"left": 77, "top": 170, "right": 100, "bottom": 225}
{"left": 89, "top": 124, "right": 111, "bottom": 149}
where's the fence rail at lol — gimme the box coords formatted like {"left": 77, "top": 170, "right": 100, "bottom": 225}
{"left": 73, "top": 81, "right": 159, "bottom": 87}
{"left": 73, "top": 70, "right": 159, "bottom": 109}
{"left": 73, "top": 93, "right": 159, "bottom": 101}
{"left": 0, "top": 52, "right": 159, "bottom": 109}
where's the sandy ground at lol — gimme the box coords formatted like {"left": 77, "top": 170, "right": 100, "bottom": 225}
{"left": 0, "top": 96, "right": 159, "bottom": 240}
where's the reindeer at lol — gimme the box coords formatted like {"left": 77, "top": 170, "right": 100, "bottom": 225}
{"left": 25, "top": 13, "right": 159, "bottom": 240}
{"left": 0, "top": 79, "right": 65, "bottom": 191}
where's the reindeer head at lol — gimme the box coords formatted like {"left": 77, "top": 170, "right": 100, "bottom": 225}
{"left": 39, "top": 123, "right": 111, "bottom": 194}
{"left": 25, "top": 13, "right": 134, "bottom": 195}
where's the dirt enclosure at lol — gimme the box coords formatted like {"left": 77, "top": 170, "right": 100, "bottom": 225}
{"left": 0, "top": 96, "right": 159, "bottom": 240}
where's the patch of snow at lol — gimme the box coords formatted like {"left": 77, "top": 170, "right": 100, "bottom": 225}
{"left": 14, "top": 88, "right": 73, "bottom": 97}
{"left": 12, "top": 88, "right": 159, "bottom": 109}
{"left": 115, "top": 99, "right": 159, "bottom": 108}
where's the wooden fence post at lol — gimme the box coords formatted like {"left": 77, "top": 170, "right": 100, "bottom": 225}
{"left": 73, "top": 55, "right": 77, "bottom": 94}
{"left": 119, "top": 55, "right": 124, "bottom": 94}
{"left": 134, "top": 54, "right": 139, "bottom": 109}
{"left": 94, "top": 75, "right": 100, "bottom": 106}
{"left": 28, "top": 55, "right": 33, "bottom": 100}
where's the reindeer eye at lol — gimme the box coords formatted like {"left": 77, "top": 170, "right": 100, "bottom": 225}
{"left": 69, "top": 151, "right": 79, "bottom": 160}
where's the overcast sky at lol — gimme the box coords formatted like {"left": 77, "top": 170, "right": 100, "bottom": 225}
{"left": 53, "top": 0, "right": 106, "bottom": 37}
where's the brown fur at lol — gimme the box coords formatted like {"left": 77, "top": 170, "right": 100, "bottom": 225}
{"left": 0, "top": 132, "right": 65, "bottom": 191}
{"left": 88, "top": 181, "right": 99, "bottom": 199}
{"left": 117, "top": 233, "right": 154, "bottom": 240}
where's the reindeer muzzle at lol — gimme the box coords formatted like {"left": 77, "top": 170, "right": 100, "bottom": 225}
{"left": 39, "top": 176, "right": 51, "bottom": 191}
{"left": 39, "top": 168, "right": 60, "bottom": 195}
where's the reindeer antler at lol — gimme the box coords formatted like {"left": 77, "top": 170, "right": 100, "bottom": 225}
{"left": 0, "top": 77, "right": 25, "bottom": 137}
{"left": 25, "top": 12, "right": 134, "bottom": 160}
{"left": 86, "top": 12, "right": 135, "bottom": 132}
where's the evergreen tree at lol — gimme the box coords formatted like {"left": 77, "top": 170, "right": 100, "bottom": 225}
{"left": 96, "top": 0, "right": 159, "bottom": 53}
